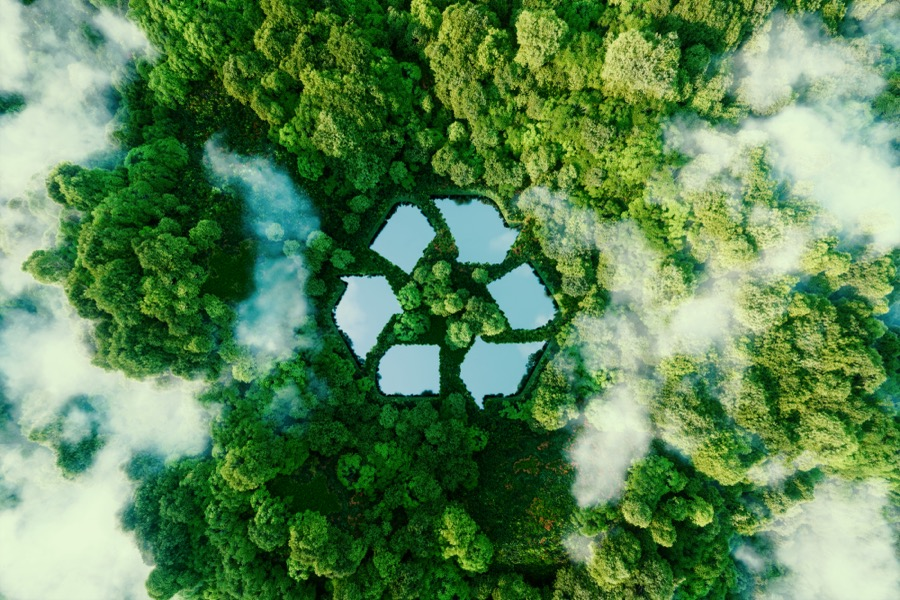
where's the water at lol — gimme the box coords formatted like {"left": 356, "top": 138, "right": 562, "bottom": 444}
{"left": 334, "top": 276, "right": 400, "bottom": 358}
{"left": 370, "top": 204, "right": 435, "bottom": 273}
{"left": 435, "top": 197, "right": 516, "bottom": 264}
{"left": 487, "top": 265, "right": 555, "bottom": 329}
{"left": 378, "top": 344, "right": 441, "bottom": 395}
{"left": 460, "top": 338, "right": 545, "bottom": 407}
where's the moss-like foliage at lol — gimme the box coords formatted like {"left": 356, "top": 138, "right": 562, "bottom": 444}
{"left": 21, "top": 0, "right": 899, "bottom": 598}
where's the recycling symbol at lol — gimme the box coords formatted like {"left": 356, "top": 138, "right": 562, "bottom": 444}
{"left": 334, "top": 197, "right": 557, "bottom": 408}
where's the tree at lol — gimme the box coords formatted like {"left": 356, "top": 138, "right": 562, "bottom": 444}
{"left": 601, "top": 30, "right": 680, "bottom": 104}
{"left": 514, "top": 10, "right": 569, "bottom": 71}
{"left": 288, "top": 511, "right": 367, "bottom": 580}
{"left": 439, "top": 506, "right": 494, "bottom": 573}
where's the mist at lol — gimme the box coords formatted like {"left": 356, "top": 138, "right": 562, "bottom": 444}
{"left": 673, "top": 11, "right": 900, "bottom": 250}
{"left": 672, "top": 13, "right": 899, "bottom": 594}
{"left": 521, "top": 11, "right": 900, "bottom": 547}
{"left": 204, "top": 142, "right": 320, "bottom": 373}
{"left": 762, "top": 480, "right": 900, "bottom": 600}
{"left": 570, "top": 385, "right": 654, "bottom": 507}
{"left": 0, "top": 2, "right": 211, "bottom": 599}
{"left": 0, "top": 303, "right": 213, "bottom": 599}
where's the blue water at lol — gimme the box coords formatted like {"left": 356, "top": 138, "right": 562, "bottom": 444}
{"left": 435, "top": 198, "right": 516, "bottom": 264}
{"left": 461, "top": 338, "right": 545, "bottom": 407}
{"left": 487, "top": 265, "right": 555, "bottom": 330}
{"left": 378, "top": 344, "right": 441, "bottom": 395}
{"left": 334, "top": 276, "right": 400, "bottom": 358}
{"left": 370, "top": 204, "right": 435, "bottom": 273}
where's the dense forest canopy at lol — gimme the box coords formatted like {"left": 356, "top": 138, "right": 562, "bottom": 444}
{"left": 0, "top": 0, "right": 898, "bottom": 598}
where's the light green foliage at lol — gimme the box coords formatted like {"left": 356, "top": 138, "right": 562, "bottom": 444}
{"left": 601, "top": 30, "right": 681, "bottom": 105}
{"left": 514, "top": 10, "right": 569, "bottom": 71}
{"left": 76, "top": 2, "right": 900, "bottom": 599}
{"left": 439, "top": 505, "right": 494, "bottom": 573}
{"left": 288, "top": 511, "right": 367, "bottom": 580}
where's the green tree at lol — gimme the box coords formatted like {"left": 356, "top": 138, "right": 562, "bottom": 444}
{"left": 439, "top": 505, "right": 494, "bottom": 573}
{"left": 514, "top": 10, "right": 569, "bottom": 71}
{"left": 601, "top": 30, "right": 680, "bottom": 104}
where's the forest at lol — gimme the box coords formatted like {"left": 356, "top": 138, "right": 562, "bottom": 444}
{"left": 0, "top": 0, "right": 898, "bottom": 599}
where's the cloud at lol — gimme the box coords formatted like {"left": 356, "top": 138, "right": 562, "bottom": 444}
{"left": 0, "top": 292, "right": 214, "bottom": 600}
{"left": 735, "top": 14, "right": 883, "bottom": 114}
{"left": 525, "top": 15, "right": 900, "bottom": 495}
{"left": 762, "top": 479, "right": 900, "bottom": 600}
{"left": 204, "top": 141, "right": 318, "bottom": 245}
{"left": 92, "top": 8, "right": 153, "bottom": 60}
{"left": 519, "top": 192, "right": 740, "bottom": 505}
{"left": 0, "top": 447, "right": 150, "bottom": 600}
{"left": 0, "top": 3, "right": 213, "bottom": 598}
{"left": 752, "top": 105, "right": 900, "bottom": 249}
{"left": 204, "top": 142, "right": 320, "bottom": 369}
{"left": 671, "top": 12, "right": 900, "bottom": 251}
{"left": 0, "top": 0, "right": 149, "bottom": 296}
{"left": 571, "top": 385, "right": 654, "bottom": 507}
{"left": 0, "top": 0, "right": 28, "bottom": 91}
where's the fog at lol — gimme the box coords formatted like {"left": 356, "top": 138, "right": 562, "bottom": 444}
{"left": 763, "top": 480, "right": 900, "bottom": 600}
{"left": 519, "top": 20, "right": 900, "bottom": 580}
{"left": 205, "top": 143, "right": 319, "bottom": 372}
{"left": 0, "top": 2, "right": 209, "bottom": 598}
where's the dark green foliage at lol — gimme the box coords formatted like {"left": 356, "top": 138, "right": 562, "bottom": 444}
{"left": 25, "top": 86, "right": 253, "bottom": 378}
{"left": 0, "top": 92, "right": 26, "bottom": 115}
{"left": 28, "top": 396, "right": 106, "bottom": 478}
{"left": 23, "top": 1, "right": 895, "bottom": 599}
{"left": 467, "top": 415, "right": 575, "bottom": 574}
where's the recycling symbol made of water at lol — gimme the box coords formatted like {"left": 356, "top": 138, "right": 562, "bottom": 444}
{"left": 334, "top": 197, "right": 558, "bottom": 407}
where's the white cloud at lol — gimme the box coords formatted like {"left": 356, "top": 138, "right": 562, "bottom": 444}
{"left": 0, "top": 3, "right": 212, "bottom": 599}
{"left": 92, "top": 8, "right": 153, "bottom": 60}
{"left": 204, "top": 141, "right": 318, "bottom": 244}
{"left": 752, "top": 105, "right": 900, "bottom": 249}
{"left": 571, "top": 385, "right": 654, "bottom": 507}
{"left": 0, "top": 448, "right": 150, "bottom": 600}
{"left": 234, "top": 256, "right": 313, "bottom": 363}
{"left": 0, "top": 292, "right": 213, "bottom": 600}
{"left": 735, "top": 14, "right": 883, "bottom": 114}
{"left": 0, "top": 0, "right": 152, "bottom": 296}
{"left": 763, "top": 480, "right": 900, "bottom": 600}
{"left": 672, "top": 13, "right": 900, "bottom": 251}
{"left": 204, "top": 142, "right": 320, "bottom": 369}
{"left": 0, "top": 0, "right": 28, "bottom": 91}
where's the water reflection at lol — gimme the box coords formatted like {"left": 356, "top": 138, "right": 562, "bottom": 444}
{"left": 334, "top": 276, "right": 400, "bottom": 358}
{"left": 461, "top": 338, "right": 544, "bottom": 407}
{"left": 370, "top": 204, "right": 435, "bottom": 273}
{"left": 435, "top": 198, "right": 516, "bottom": 264}
{"left": 378, "top": 344, "right": 441, "bottom": 395}
{"left": 488, "top": 265, "right": 554, "bottom": 330}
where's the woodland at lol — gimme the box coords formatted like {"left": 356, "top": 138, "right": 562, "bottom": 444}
{"left": 2, "top": 0, "right": 899, "bottom": 599}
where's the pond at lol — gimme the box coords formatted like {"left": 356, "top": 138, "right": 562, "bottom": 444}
{"left": 334, "top": 276, "right": 400, "bottom": 358}
{"left": 435, "top": 197, "right": 516, "bottom": 264}
{"left": 487, "top": 264, "right": 555, "bottom": 330}
{"left": 461, "top": 338, "right": 545, "bottom": 408}
{"left": 370, "top": 204, "right": 435, "bottom": 273}
{"left": 378, "top": 344, "right": 441, "bottom": 395}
